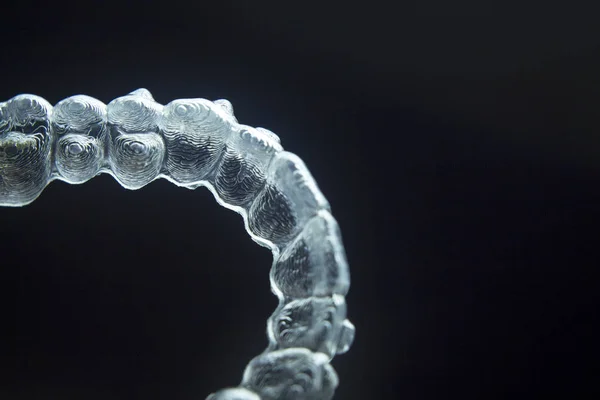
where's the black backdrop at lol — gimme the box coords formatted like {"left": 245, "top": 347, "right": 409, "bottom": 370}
{"left": 1, "top": 1, "right": 599, "bottom": 399}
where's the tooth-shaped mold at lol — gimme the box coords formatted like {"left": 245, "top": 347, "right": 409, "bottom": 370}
{"left": 107, "top": 90, "right": 165, "bottom": 189}
{"left": 206, "top": 387, "right": 261, "bottom": 400}
{"left": 271, "top": 210, "right": 349, "bottom": 298}
{"left": 267, "top": 295, "right": 355, "bottom": 357}
{"left": 248, "top": 151, "right": 329, "bottom": 247}
{"left": 213, "top": 99, "right": 238, "bottom": 122}
{"left": 0, "top": 90, "right": 354, "bottom": 400}
{"left": 241, "top": 348, "right": 338, "bottom": 400}
{"left": 159, "top": 98, "right": 233, "bottom": 185}
{"left": 214, "top": 125, "right": 283, "bottom": 206}
{"left": 0, "top": 95, "right": 53, "bottom": 206}
{"left": 51, "top": 95, "right": 107, "bottom": 184}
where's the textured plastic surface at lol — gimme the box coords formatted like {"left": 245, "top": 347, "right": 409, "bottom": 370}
{"left": 0, "top": 89, "right": 354, "bottom": 399}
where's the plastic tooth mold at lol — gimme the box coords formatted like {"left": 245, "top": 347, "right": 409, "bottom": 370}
{"left": 0, "top": 89, "right": 354, "bottom": 400}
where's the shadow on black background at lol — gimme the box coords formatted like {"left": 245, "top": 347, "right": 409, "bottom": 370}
{"left": 1, "top": 1, "right": 598, "bottom": 399}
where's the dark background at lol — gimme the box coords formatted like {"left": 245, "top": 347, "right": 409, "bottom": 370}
{"left": 1, "top": 1, "right": 599, "bottom": 399}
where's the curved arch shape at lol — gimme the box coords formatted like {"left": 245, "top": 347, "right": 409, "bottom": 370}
{"left": 0, "top": 89, "right": 354, "bottom": 400}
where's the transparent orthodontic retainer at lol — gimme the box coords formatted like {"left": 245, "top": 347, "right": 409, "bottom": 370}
{"left": 0, "top": 89, "right": 354, "bottom": 400}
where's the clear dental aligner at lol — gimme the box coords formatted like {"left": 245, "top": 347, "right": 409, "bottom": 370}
{"left": 0, "top": 89, "right": 355, "bottom": 400}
